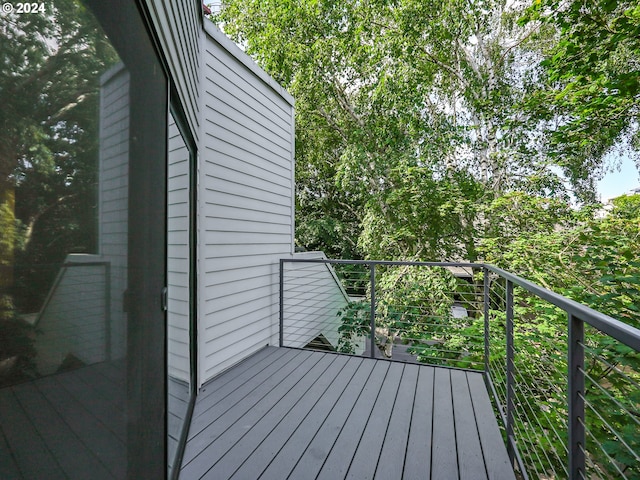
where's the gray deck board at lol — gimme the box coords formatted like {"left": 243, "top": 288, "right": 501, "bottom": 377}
{"left": 181, "top": 350, "right": 321, "bottom": 477}
{"left": 181, "top": 347, "right": 515, "bottom": 480}
{"left": 403, "top": 365, "right": 435, "bottom": 479}
{"left": 431, "top": 367, "right": 458, "bottom": 479}
{"left": 0, "top": 422, "right": 21, "bottom": 480}
{"left": 374, "top": 363, "right": 420, "bottom": 479}
{"left": 315, "top": 360, "right": 391, "bottom": 480}
{"left": 0, "top": 361, "right": 127, "bottom": 480}
{"left": 227, "top": 354, "right": 358, "bottom": 479}
{"left": 190, "top": 346, "right": 289, "bottom": 423}
{"left": 467, "top": 372, "right": 515, "bottom": 479}
{"left": 0, "top": 388, "right": 67, "bottom": 480}
{"left": 451, "top": 369, "right": 488, "bottom": 480}
{"left": 281, "top": 358, "right": 376, "bottom": 480}
{"left": 207, "top": 353, "right": 350, "bottom": 479}
{"left": 57, "top": 371, "right": 126, "bottom": 442}
{"left": 11, "top": 381, "right": 114, "bottom": 480}
{"left": 35, "top": 375, "right": 125, "bottom": 478}
{"left": 346, "top": 361, "right": 404, "bottom": 479}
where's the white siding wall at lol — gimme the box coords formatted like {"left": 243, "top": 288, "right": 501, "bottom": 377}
{"left": 282, "top": 252, "right": 350, "bottom": 350}
{"left": 144, "top": 0, "right": 201, "bottom": 142}
{"left": 167, "top": 113, "right": 191, "bottom": 382}
{"left": 198, "top": 23, "right": 295, "bottom": 385}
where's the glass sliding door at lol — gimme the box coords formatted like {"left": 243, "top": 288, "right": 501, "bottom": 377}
{"left": 167, "top": 108, "right": 195, "bottom": 477}
{"left": 0, "top": 1, "right": 167, "bottom": 477}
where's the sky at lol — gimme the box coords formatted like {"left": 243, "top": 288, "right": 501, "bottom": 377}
{"left": 596, "top": 155, "right": 640, "bottom": 202}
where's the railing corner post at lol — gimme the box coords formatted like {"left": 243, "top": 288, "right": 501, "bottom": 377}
{"left": 279, "top": 258, "right": 284, "bottom": 348}
{"left": 568, "top": 313, "right": 586, "bottom": 480}
{"left": 483, "top": 266, "right": 490, "bottom": 376}
{"left": 370, "top": 262, "right": 376, "bottom": 359}
{"left": 506, "top": 279, "right": 515, "bottom": 466}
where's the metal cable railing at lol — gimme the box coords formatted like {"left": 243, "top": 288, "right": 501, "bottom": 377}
{"left": 279, "top": 259, "right": 640, "bottom": 479}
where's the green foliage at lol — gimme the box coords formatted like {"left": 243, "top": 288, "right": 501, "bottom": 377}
{"left": 336, "top": 301, "right": 370, "bottom": 354}
{"left": 214, "top": 0, "right": 585, "bottom": 261}
{"left": 521, "top": 0, "right": 640, "bottom": 201}
{"left": 482, "top": 196, "right": 640, "bottom": 477}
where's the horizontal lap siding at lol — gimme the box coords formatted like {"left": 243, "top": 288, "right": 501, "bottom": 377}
{"left": 145, "top": 0, "right": 200, "bottom": 141}
{"left": 282, "top": 255, "right": 350, "bottom": 351}
{"left": 200, "top": 29, "right": 295, "bottom": 386}
{"left": 167, "top": 114, "right": 191, "bottom": 382}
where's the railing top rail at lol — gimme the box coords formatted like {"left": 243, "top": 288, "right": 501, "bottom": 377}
{"left": 484, "top": 264, "right": 640, "bottom": 352}
{"left": 281, "top": 258, "right": 479, "bottom": 268}
{"left": 280, "top": 258, "right": 640, "bottom": 352}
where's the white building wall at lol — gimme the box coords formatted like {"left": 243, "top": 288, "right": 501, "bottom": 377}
{"left": 131, "top": 5, "right": 299, "bottom": 387}
{"left": 144, "top": 0, "right": 201, "bottom": 142}
{"left": 167, "top": 113, "right": 191, "bottom": 383}
{"left": 198, "top": 23, "right": 295, "bottom": 385}
{"left": 281, "top": 252, "right": 350, "bottom": 351}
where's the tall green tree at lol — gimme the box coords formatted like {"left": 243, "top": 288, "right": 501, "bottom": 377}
{"left": 214, "top": 0, "right": 578, "bottom": 262}
{"left": 522, "top": 0, "right": 640, "bottom": 201}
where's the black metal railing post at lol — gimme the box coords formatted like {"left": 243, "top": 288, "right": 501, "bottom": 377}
{"left": 568, "top": 313, "right": 585, "bottom": 479}
{"left": 369, "top": 263, "right": 376, "bottom": 359}
{"left": 279, "top": 259, "right": 284, "bottom": 347}
{"left": 506, "top": 279, "right": 515, "bottom": 466}
{"left": 484, "top": 267, "right": 490, "bottom": 376}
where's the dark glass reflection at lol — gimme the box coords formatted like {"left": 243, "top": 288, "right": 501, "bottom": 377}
{"left": 0, "top": 2, "right": 129, "bottom": 478}
{"left": 167, "top": 111, "right": 192, "bottom": 476}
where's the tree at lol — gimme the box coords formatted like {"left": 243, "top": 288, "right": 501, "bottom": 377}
{"left": 214, "top": 0, "right": 580, "bottom": 262}
{"left": 522, "top": 0, "right": 640, "bottom": 202}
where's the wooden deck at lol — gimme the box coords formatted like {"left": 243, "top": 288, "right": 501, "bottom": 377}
{"left": 180, "top": 346, "right": 515, "bottom": 480}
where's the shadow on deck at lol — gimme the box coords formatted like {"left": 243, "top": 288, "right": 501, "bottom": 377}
{"left": 180, "top": 346, "right": 515, "bottom": 479}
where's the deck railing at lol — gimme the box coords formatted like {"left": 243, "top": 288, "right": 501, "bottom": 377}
{"left": 279, "top": 259, "right": 640, "bottom": 480}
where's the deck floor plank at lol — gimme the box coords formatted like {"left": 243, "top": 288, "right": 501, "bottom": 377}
{"left": 190, "top": 346, "right": 289, "bottom": 422}
{"left": 73, "top": 364, "right": 125, "bottom": 409}
{"left": 0, "top": 388, "right": 67, "bottom": 480}
{"left": 467, "top": 373, "right": 515, "bottom": 480}
{"left": 35, "top": 375, "right": 125, "bottom": 479}
{"left": 181, "top": 350, "right": 323, "bottom": 478}
{"left": 451, "top": 370, "right": 489, "bottom": 480}
{"left": 374, "top": 363, "right": 420, "bottom": 480}
{"left": 278, "top": 358, "right": 377, "bottom": 480}
{"left": 0, "top": 423, "right": 21, "bottom": 480}
{"left": 11, "top": 381, "right": 114, "bottom": 480}
{"left": 56, "top": 370, "right": 126, "bottom": 442}
{"left": 182, "top": 347, "right": 516, "bottom": 480}
{"left": 402, "top": 365, "right": 435, "bottom": 480}
{"left": 35, "top": 375, "right": 127, "bottom": 478}
{"left": 431, "top": 368, "right": 458, "bottom": 479}
{"left": 228, "top": 355, "right": 361, "bottom": 480}
{"left": 188, "top": 347, "right": 298, "bottom": 429}
{"left": 346, "top": 361, "right": 405, "bottom": 479}
{"left": 209, "top": 353, "right": 350, "bottom": 479}
{"left": 314, "top": 360, "right": 391, "bottom": 480}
